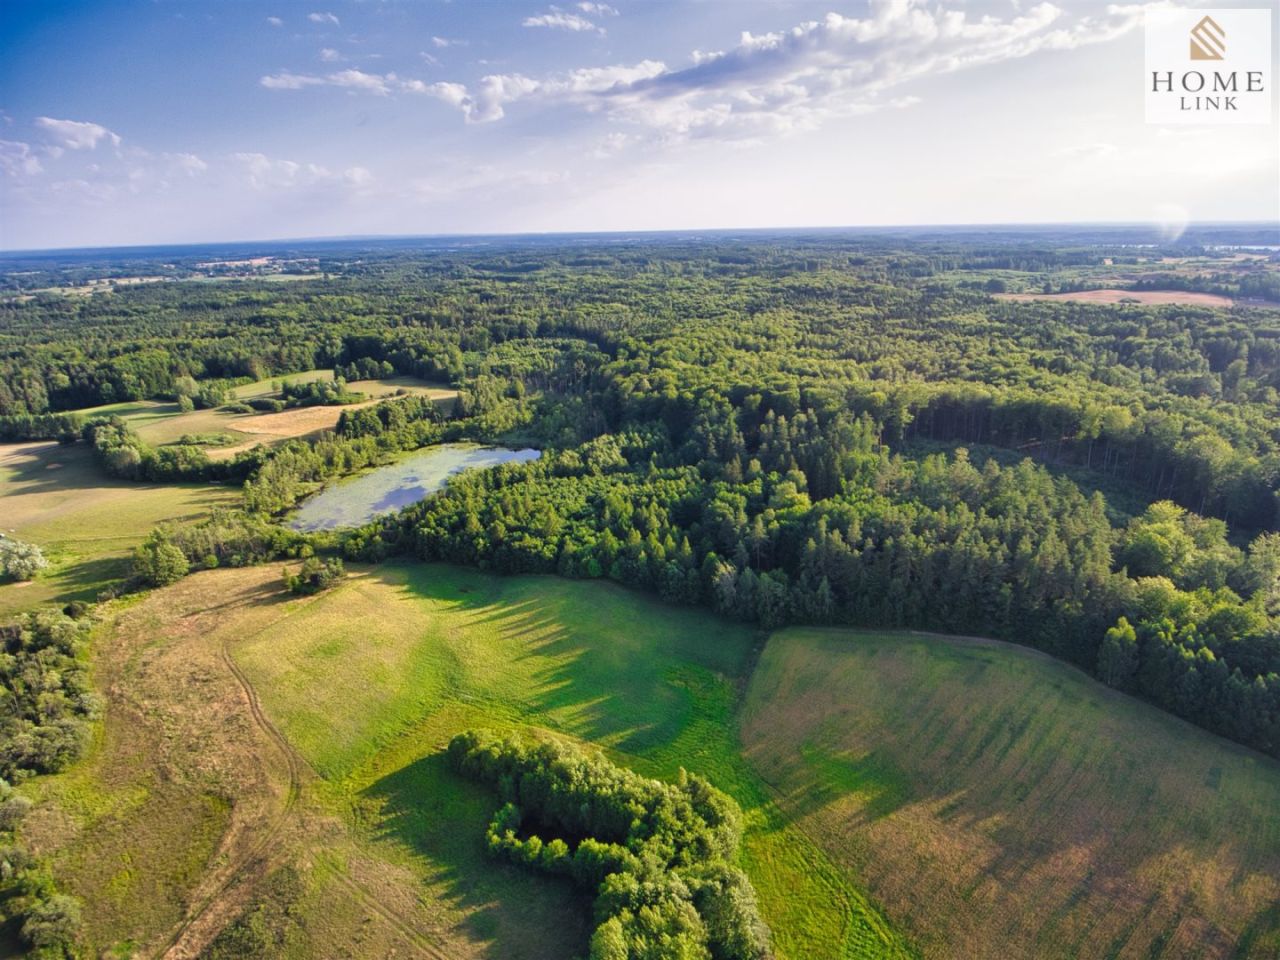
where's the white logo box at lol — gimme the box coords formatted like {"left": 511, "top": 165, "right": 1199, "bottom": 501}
{"left": 1145, "top": 7, "right": 1274, "bottom": 124}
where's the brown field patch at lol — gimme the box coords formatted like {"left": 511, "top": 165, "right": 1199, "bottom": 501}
{"left": 741, "top": 628, "right": 1280, "bottom": 960}
{"left": 23, "top": 567, "right": 483, "bottom": 959}
{"left": 997, "top": 289, "right": 1236, "bottom": 307}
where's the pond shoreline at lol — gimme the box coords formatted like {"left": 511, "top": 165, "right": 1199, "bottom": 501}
{"left": 288, "top": 443, "right": 540, "bottom": 532}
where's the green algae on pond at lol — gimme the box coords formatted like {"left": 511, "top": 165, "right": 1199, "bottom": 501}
{"left": 289, "top": 444, "right": 540, "bottom": 532}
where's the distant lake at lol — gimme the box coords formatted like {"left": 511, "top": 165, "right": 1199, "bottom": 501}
{"left": 289, "top": 443, "right": 540, "bottom": 532}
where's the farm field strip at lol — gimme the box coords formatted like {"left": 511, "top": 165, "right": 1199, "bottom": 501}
{"left": 740, "top": 628, "right": 1280, "bottom": 960}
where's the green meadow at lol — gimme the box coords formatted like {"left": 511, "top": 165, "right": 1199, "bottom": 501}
{"left": 234, "top": 563, "right": 914, "bottom": 960}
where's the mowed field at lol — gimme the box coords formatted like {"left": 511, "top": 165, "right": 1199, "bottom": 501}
{"left": 741, "top": 629, "right": 1280, "bottom": 960}
{"left": 996, "top": 289, "right": 1237, "bottom": 307}
{"left": 0, "top": 440, "right": 238, "bottom": 617}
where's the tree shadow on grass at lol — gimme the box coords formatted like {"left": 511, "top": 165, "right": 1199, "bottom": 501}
{"left": 364, "top": 750, "right": 592, "bottom": 960}
{"left": 382, "top": 565, "right": 698, "bottom": 757}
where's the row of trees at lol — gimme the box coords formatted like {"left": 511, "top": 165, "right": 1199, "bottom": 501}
{"left": 448, "top": 730, "right": 770, "bottom": 960}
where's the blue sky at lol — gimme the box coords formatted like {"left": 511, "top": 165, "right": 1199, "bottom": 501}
{"left": 1, "top": 0, "right": 1276, "bottom": 249}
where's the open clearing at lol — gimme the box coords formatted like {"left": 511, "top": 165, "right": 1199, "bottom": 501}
{"left": 0, "top": 441, "right": 238, "bottom": 617}
{"left": 70, "top": 373, "right": 457, "bottom": 460}
{"left": 741, "top": 628, "right": 1280, "bottom": 960}
{"left": 997, "top": 289, "right": 1237, "bottom": 307}
{"left": 25, "top": 564, "right": 910, "bottom": 960}
{"left": 21, "top": 565, "right": 1280, "bottom": 958}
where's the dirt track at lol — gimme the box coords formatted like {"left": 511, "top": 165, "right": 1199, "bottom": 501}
{"left": 25, "top": 567, "right": 449, "bottom": 958}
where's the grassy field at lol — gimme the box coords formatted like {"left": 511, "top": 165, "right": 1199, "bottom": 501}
{"left": 22, "top": 564, "right": 1280, "bottom": 958}
{"left": 741, "top": 629, "right": 1280, "bottom": 960}
{"left": 25, "top": 564, "right": 911, "bottom": 959}
{"left": 236, "top": 563, "right": 909, "bottom": 960}
{"left": 0, "top": 440, "right": 238, "bottom": 617}
{"left": 68, "top": 372, "right": 457, "bottom": 459}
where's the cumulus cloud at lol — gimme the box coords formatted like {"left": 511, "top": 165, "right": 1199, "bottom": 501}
{"left": 434, "top": 0, "right": 1151, "bottom": 138}
{"left": 319, "top": 47, "right": 343, "bottom": 62}
{"left": 35, "top": 117, "right": 122, "bottom": 151}
{"left": 590, "top": 1, "right": 1151, "bottom": 138}
{"left": 523, "top": 7, "right": 605, "bottom": 34}
{"left": 267, "top": 15, "right": 283, "bottom": 27}
{"left": 258, "top": 1, "right": 1149, "bottom": 141}
{"left": 234, "top": 152, "right": 334, "bottom": 190}
{"left": 0, "top": 140, "right": 42, "bottom": 178}
{"left": 344, "top": 166, "right": 373, "bottom": 186}
{"left": 431, "top": 35, "right": 465, "bottom": 48}
{"left": 308, "top": 11, "right": 339, "bottom": 25}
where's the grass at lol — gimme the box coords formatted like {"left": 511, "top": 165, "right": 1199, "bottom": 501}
{"left": 0, "top": 440, "right": 238, "bottom": 617}
{"left": 740, "top": 628, "right": 1280, "bottom": 960}
{"left": 26, "top": 563, "right": 1280, "bottom": 958}
{"left": 233, "top": 563, "right": 912, "bottom": 959}
{"left": 61, "top": 372, "right": 457, "bottom": 462}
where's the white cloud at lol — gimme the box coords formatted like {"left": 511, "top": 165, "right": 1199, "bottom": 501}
{"left": 441, "top": 0, "right": 1152, "bottom": 139}
{"left": 165, "top": 152, "right": 208, "bottom": 176}
{"left": 0, "top": 140, "right": 42, "bottom": 178}
{"left": 267, "top": 16, "right": 283, "bottom": 27}
{"left": 260, "top": 68, "right": 394, "bottom": 95}
{"left": 35, "top": 117, "right": 122, "bottom": 151}
{"left": 259, "top": 1, "right": 1151, "bottom": 142}
{"left": 431, "top": 35, "right": 465, "bottom": 48}
{"left": 577, "top": 3, "right": 618, "bottom": 16}
{"left": 260, "top": 71, "right": 327, "bottom": 90}
{"left": 523, "top": 7, "right": 604, "bottom": 34}
{"left": 319, "top": 47, "right": 343, "bottom": 62}
{"left": 234, "top": 152, "right": 334, "bottom": 190}
{"left": 344, "top": 166, "right": 373, "bottom": 186}
{"left": 308, "top": 11, "right": 339, "bottom": 25}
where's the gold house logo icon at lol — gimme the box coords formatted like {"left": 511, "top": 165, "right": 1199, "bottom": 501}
{"left": 1190, "top": 15, "right": 1225, "bottom": 60}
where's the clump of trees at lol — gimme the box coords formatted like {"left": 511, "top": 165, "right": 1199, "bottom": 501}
{"left": 0, "top": 612, "right": 97, "bottom": 781}
{"left": 130, "top": 512, "right": 308, "bottom": 588}
{"left": 0, "top": 536, "right": 48, "bottom": 581}
{"left": 280, "top": 376, "right": 362, "bottom": 407}
{"left": 283, "top": 556, "right": 344, "bottom": 595}
{"left": 448, "top": 729, "right": 771, "bottom": 960}
{"left": 0, "top": 778, "right": 82, "bottom": 959}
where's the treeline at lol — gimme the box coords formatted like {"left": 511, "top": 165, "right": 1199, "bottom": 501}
{"left": 0, "top": 613, "right": 93, "bottom": 956}
{"left": 448, "top": 730, "right": 770, "bottom": 960}
{"left": 0, "top": 412, "right": 83, "bottom": 443}
{"left": 345, "top": 441, "right": 1280, "bottom": 758}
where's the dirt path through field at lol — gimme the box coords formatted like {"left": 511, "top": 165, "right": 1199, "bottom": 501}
{"left": 26, "top": 567, "right": 451, "bottom": 958}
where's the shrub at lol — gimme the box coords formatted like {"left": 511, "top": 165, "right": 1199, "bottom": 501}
{"left": 0, "top": 536, "right": 48, "bottom": 581}
{"left": 283, "top": 556, "right": 344, "bottom": 595}
{"left": 131, "top": 532, "right": 190, "bottom": 587}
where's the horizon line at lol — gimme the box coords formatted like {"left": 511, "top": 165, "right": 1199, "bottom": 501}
{"left": 3, "top": 219, "right": 1279, "bottom": 257}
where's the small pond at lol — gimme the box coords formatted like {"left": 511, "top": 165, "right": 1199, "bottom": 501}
{"left": 289, "top": 443, "right": 540, "bottom": 532}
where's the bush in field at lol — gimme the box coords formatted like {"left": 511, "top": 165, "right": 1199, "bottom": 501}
{"left": 283, "top": 556, "right": 344, "bottom": 595}
{"left": 0, "top": 536, "right": 48, "bottom": 581}
{"left": 448, "top": 730, "right": 771, "bottom": 960}
{"left": 20, "top": 894, "right": 82, "bottom": 956}
{"left": 131, "top": 531, "right": 190, "bottom": 587}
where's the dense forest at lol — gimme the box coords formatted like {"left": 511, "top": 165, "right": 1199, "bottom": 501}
{"left": 3, "top": 237, "right": 1279, "bottom": 761}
